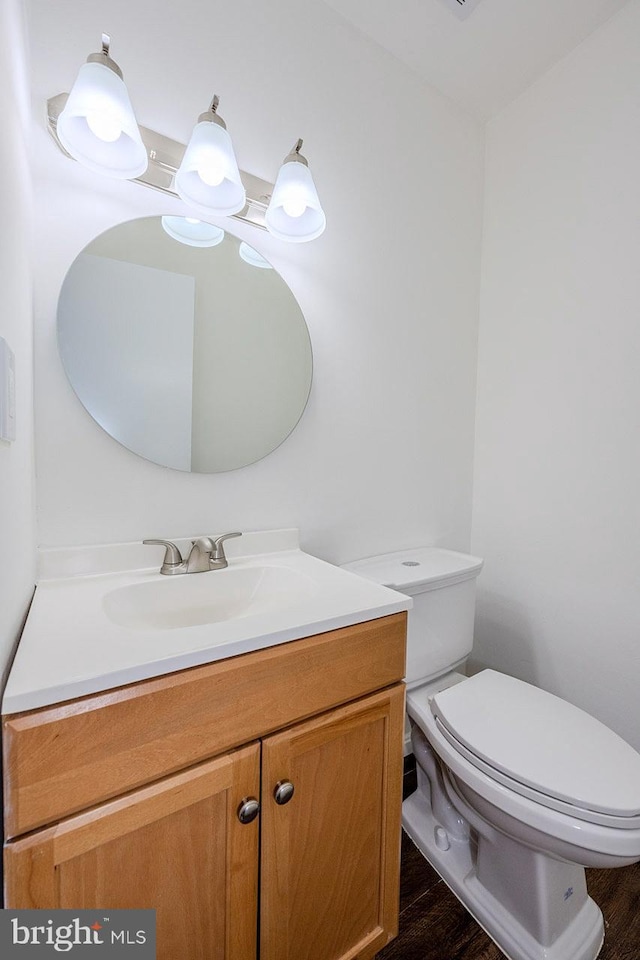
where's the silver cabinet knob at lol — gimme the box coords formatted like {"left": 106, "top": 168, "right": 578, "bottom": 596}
{"left": 237, "top": 797, "right": 260, "bottom": 824}
{"left": 273, "top": 780, "right": 295, "bottom": 805}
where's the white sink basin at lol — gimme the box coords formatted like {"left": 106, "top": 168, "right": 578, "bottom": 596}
{"left": 4, "top": 532, "right": 412, "bottom": 714}
{"left": 103, "top": 564, "right": 320, "bottom": 630}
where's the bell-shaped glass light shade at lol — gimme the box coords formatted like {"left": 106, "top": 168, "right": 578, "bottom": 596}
{"left": 161, "top": 216, "right": 225, "bottom": 248}
{"left": 239, "top": 241, "right": 273, "bottom": 269}
{"left": 57, "top": 61, "right": 148, "bottom": 179}
{"left": 174, "top": 120, "right": 246, "bottom": 217}
{"left": 265, "top": 157, "right": 326, "bottom": 243}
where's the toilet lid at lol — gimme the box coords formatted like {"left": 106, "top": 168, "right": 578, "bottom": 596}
{"left": 429, "top": 671, "right": 640, "bottom": 818}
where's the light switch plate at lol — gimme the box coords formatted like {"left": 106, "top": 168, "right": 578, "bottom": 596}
{"left": 0, "top": 336, "right": 16, "bottom": 442}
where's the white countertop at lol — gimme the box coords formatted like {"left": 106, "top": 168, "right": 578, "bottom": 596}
{"left": 3, "top": 531, "right": 411, "bottom": 714}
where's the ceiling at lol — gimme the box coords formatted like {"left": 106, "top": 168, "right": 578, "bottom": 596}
{"left": 320, "top": 0, "right": 630, "bottom": 119}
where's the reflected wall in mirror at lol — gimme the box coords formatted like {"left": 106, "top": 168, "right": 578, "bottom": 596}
{"left": 57, "top": 216, "right": 313, "bottom": 472}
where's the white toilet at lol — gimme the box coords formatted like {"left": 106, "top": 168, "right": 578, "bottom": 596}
{"left": 343, "top": 548, "right": 640, "bottom": 960}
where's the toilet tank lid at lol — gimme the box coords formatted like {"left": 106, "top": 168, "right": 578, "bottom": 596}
{"left": 341, "top": 548, "right": 483, "bottom": 595}
{"left": 430, "top": 670, "right": 640, "bottom": 818}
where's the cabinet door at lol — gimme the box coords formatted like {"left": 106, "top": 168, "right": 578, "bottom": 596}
{"left": 260, "top": 685, "right": 405, "bottom": 960}
{"left": 4, "top": 744, "right": 260, "bottom": 960}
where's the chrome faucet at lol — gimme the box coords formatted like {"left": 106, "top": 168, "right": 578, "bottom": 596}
{"left": 143, "top": 533, "right": 242, "bottom": 575}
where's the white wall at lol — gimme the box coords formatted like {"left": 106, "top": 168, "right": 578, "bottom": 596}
{"left": 26, "top": 0, "right": 484, "bottom": 563}
{"left": 0, "top": 0, "right": 37, "bottom": 690}
{"left": 472, "top": 1, "right": 640, "bottom": 749}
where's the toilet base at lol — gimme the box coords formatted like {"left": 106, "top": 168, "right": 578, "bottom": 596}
{"left": 402, "top": 789, "right": 604, "bottom": 960}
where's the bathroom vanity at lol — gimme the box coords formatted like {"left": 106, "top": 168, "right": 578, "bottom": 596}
{"left": 2, "top": 532, "right": 410, "bottom": 960}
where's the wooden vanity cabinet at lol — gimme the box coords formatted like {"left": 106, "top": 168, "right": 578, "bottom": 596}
{"left": 3, "top": 612, "right": 407, "bottom": 960}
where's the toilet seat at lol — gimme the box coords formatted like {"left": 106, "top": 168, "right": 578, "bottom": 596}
{"left": 426, "top": 670, "right": 640, "bottom": 826}
{"left": 407, "top": 670, "right": 640, "bottom": 848}
{"left": 432, "top": 716, "right": 640, "bottom": 830}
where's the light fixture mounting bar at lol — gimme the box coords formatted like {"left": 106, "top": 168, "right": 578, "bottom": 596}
{"left": 46, "top": 93, "right": 274, "bottom": 230}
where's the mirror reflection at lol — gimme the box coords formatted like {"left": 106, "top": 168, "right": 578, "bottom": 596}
{"left": 57, "top": 216, "right": 313, "bottom": 472}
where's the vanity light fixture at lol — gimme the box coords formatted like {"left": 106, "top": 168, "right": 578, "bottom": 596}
{"left": 161, "top": 216, "right": 225, "bottom": 248}
{"left": 48, "top": 38, "right": 326, "bottom": 241}
{"left": 56, "top": 35, "right": 147, "bottom": 180}
{"left": 174, "top": 96, "right": 246, "bottom": 218}
{"left": 265, "top": 140, "right": 326, "bottom": 243}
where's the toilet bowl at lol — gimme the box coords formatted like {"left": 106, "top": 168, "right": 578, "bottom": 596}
{"left": 405, "top": 671, "right": 640, "bottom": 960}
{"left": 342, "top": 548, "right": 640, "bottom": 960}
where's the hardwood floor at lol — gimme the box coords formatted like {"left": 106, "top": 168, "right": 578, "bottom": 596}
{"left": 377, "top": 762, "right": 640, "bottom": 959}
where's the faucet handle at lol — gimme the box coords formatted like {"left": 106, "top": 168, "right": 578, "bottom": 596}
{"left": 143, "top": 539, "right": 184, "bottom": 573}
{"left": 212, "top": 532, "right": 242, "bottom": 558}
{"left": 209, "top": 532, "right": 242, "bottom": 567}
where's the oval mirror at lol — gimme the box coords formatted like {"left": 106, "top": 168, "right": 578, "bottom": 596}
{"left": 57, "top": 216, "right": 313, "bottom": 472}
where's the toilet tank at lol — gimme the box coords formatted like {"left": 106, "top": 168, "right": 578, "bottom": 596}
{"left": 342, "top": 548, "right": 483, "bottom": 687}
